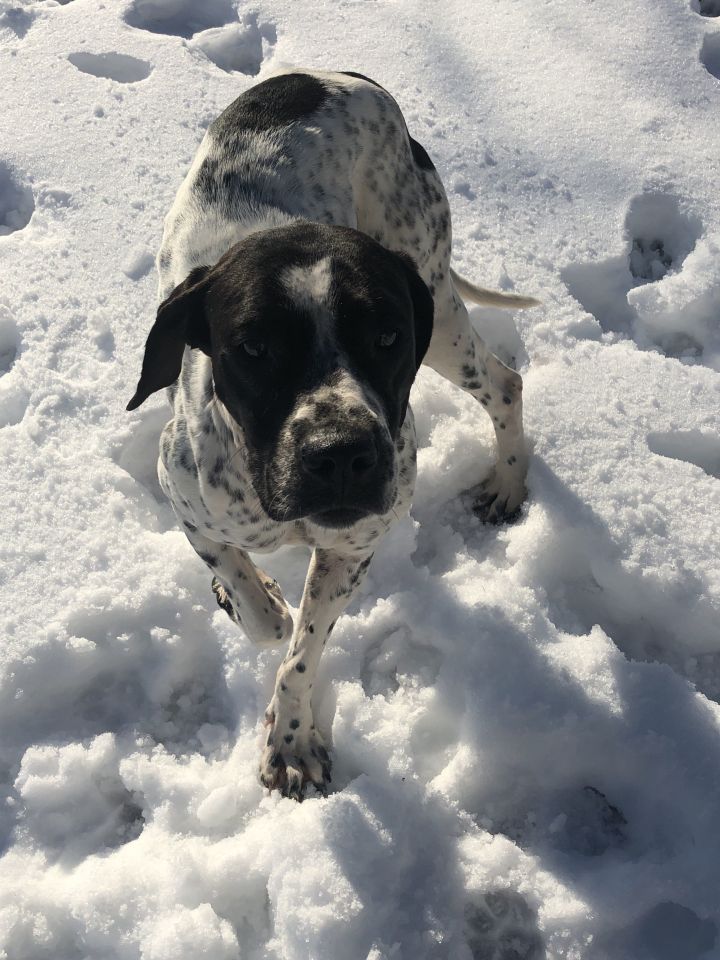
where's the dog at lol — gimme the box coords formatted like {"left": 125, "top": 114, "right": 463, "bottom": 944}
{"left": 127, "top": 69, "right": 538, "bottom": 800}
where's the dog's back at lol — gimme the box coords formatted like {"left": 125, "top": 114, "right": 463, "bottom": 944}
{"left": 158, "top": 69, "right": 450, "bottom": 302}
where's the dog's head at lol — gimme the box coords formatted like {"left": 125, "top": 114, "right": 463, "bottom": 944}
{"left": 128, "top": 222, "right": 433, "bottom": 527}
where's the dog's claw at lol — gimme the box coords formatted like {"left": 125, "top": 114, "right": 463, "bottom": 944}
{"left": 281, "top": 767, "right": 305, "bottom": 802}
{"left": 212, "top": 576, "right": 238, "bottom": 621}
{"left": 259, "top": 712, "right": 332, "bottom": 801}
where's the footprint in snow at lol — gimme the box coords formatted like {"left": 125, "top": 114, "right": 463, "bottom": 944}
{"left": 67, "top": 51, "right": 153, "bottom": 84}
{"left": 465, "top": 890, "right": 545, "bottom": 960}
{"left": 647, "top": 429, "right": 720, "bottom": 480}
{"left": 478, "top": 784, "right": 628, "bottom": 859}
{"left": 592, "top": 901, "right": 717, "bottom": 960}
{"left": 540, "top": 522, "right": 720, "bottom": 702}
{"left": 0, "top": 309, "right": 19, "bottom": 377}
{"left": 562, "top": 191, "right": 707, "bottom": 362}
{"left": 125, "top": 0, "right": 276, "bottom": 75}
{"left": 0, "top": 306, "right": 28, "bottom": 427}
{"left": 691, "top": 0, "right": 720, "bottom": 15}
{"left": 700, "top": 32, "right": 720, "bottom": 80}
{"left": 16, "top": 752, "right": 144, "bottom": 867}
{"left": 125, "top": 0, "right": 238, "bottom": 38}
{"left": 0, "top": 161, "right": 34, "bottom": 236}
{"left": 360, "top": 626, "right": 443, "bottom": 697}
{"left": 189, "top": 16, "right": 277, "bottom": 75}
{"left": 0, "top": 5, "right": 34, "bottom": 40}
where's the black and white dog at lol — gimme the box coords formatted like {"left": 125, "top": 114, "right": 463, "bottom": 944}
{"left": 128, "top": 69, "right": 537, "bottom": 799}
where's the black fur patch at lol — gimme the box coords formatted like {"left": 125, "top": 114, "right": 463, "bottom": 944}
{"left": 409, "top": 136, "right": 435, "bottom": 171}
{"left": 341, "top": 70, "right": 386, "bottom": 92}
{"left": 211, "top": 73, "right": 329, "bottom": 140}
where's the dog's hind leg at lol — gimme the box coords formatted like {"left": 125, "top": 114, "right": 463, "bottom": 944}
{"left": 183, "top": 527, "right": 293, "bottom": 646}
{"left": 423, "top": 276, "right": 529, "bottom": 523}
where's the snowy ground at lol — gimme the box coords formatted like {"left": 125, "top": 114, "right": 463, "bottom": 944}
{"left": 1, "top": 0, "right": 720, "bottom": 957}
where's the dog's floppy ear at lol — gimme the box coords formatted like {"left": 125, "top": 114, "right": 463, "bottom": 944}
{"left": 395, "top": 251, "right": 435, "bottom": 370}
{"left": 395, "top": 252, "right": 434, "bottom": 368}
{"left": 126, "top": 265, "right": 211, "bottom": 411}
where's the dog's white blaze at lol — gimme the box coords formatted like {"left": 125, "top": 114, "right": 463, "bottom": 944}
{"left": 282, "top": 258, "right": 333, "bottom": 310}
{"left": 281, "top": 259, "right": 388, "bottom": 427}
{"left": 282, "top": 257, "right": 351, "bottom": 365}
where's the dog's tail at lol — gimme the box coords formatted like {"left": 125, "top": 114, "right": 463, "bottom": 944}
{"left": 450, "top": 267, "right": 540, "bottom": 309}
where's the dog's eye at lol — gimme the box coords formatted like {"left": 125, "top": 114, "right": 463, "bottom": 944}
{"left": 242, "top": 340, "right": 267, "bottom": 358}
{"left": 376, "top": 331, "right": 398, "bottom": 348}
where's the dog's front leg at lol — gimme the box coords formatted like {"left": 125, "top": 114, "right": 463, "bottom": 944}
{"left": 259, "top": 547, "right": 374, "bottom": 800}
{"left": 182, "top": 526, "right": 293, "bottom": 646}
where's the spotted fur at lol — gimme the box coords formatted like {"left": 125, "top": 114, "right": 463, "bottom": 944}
{"left": 128, "top": 68, "right": 535, "bottom": 800}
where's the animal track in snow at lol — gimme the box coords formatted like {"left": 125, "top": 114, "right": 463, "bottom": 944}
{"left": 562, "top": 192, "right": 708, "bottom": 360}
{"left": 125, "top": 0, "right": 238, "bottom": 38}
{"left": 563, "top": 193, "right": 702, "bottom": 330}
{"left": 692, "top": 0, "right": 720, "bottom": 16}
{"left": 0, "top": 307, "right": 27, "bottom": 425}
{"left": 593, "top": 901, "right": 717, "bottom": 960}
{"left": 67, "top": 52, "right": 153, "bottom": 83}
{"left": 0, "top": 162, "right": 34, "bottom": 236}
{"left": 0, "top": 310, "right": 19, "bottom": 376}
{"left": 624, "top": 193, "right": 700, "bottom": 284}
{"left": 539, "top": 523, "right": 720, "bottom": 701}
{"left": 700, "top": 32, "right": 720, "bottom": 80}
{"left": 189, "top": 16, "right": 276, "bottom": 75}
{"left": 15, "top": 738, "right": 144, "bottom": 866}
{"left": 465, "top": 890, "right": 544, "bottom": 960}
{"left": 0, "top": 596, "right": 233, "bottom": 784}
{"left": 360, "top": 626, "right": 443, "bottom": 697}
{"left": 477, "top": 783, "right": 628, "bottom": 859}
{"left": 647, "top": 429, "right": 720, "bottom": 480}
{"left": 0, "top": 5, "right": 34, "bottom": 39}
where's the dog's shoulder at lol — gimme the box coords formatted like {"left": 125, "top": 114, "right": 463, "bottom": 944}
{"left": 208, "top": 68, "right": 393, "bottom": 141}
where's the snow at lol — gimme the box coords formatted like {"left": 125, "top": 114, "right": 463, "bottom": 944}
{"left": 1, "top": 0, "right": 719, "bottom": 957}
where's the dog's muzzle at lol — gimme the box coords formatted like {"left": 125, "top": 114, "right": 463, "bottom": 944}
{"left": 300, "top": 432, "right": 386, "bottom": 527}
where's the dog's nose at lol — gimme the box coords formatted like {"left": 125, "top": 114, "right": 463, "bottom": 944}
{"left": 301, "top": 437, "right": 378, "bottom": 488}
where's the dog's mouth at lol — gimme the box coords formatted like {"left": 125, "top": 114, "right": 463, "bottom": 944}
{"left": 310, "top": 506, "right": 370, "bottom": 529}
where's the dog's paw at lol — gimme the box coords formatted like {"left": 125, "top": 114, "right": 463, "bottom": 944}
{"left": 259, "top": 703, "right": 331, "bottom": 801}
{"left": 211, "top": 575, "right": 293, "bottom": 647}
{"left": 252, "top": 569, "right": 293, "bottom": 647}
{"left": 472, "top": 469, "right": 526, "bottom": 524}
{"left": 257, "top": 570, "right": 294, "bottom": 646}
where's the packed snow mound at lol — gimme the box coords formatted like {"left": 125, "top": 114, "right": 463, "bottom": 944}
{"left": 1, "top": 0, "right": 720, "bottom": 957}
